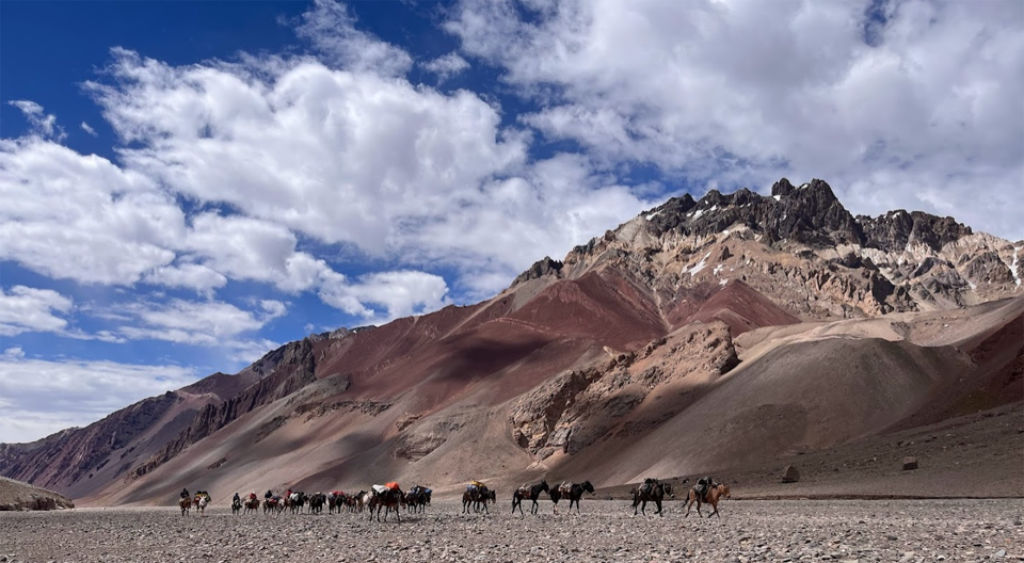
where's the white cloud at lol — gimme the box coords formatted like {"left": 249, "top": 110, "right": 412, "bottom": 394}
{"left": 423, "top": 52, "right": 470, "bottom": 80}
{"left": 142, "top": 262, "right": 228, "bottom": 293}
{"left": 446, "top": 0, "right": 1024, "bottom": 240}
{"left": 295, "top": 0, "right": 413, "bottom": 77}
{"left": 319, "top": 269, "right": 451, "bottom": 323}
{"left": 0, "top": 356, "right": 197, "bottom": 443}
{"left": 8, "top": 100, "right": 66, "bottom": 141}
{"left": 0, "top": 285, "right": 72, "bottom": 336}
{"left": 0, "top": 138, "right": 182, "bottom": 285}
{"left": 78, "top": 46, "right": 658, "bottom": 298}
{"left": 114, "top": 298, "right": 285, "bottom": 347}
{"left": 182, "top": 212, "right": 315, "bottom": 291}
{"left": 87, "top": 51, "right": 527, "bottom": 254}
{"left": 80, "top": 121, "right": 98, "bottom": 136}
{"left": 2, "top": 347, "right": 25, "bottom": 359}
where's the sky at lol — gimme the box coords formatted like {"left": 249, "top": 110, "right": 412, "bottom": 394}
{"left": 1, "top": 0, "right": 1021, "bottom": 443}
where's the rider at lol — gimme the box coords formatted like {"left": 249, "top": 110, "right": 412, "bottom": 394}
{"left": 264, "top": 489, "right": 273, "bottom": 499}
{"left": 641, "top": 477, "right": 657, "bottom": 495}
{"left": 180, "top": 487, "right": 190, "bottom": 499}
{"left": 249, "top": 491, "right": 258, "bottom": 500}
{"left": 232, "top": 492, "right": 240, "bottom": 504}
{"left": 696, "top": 476, "right": 713, "bottom": 499}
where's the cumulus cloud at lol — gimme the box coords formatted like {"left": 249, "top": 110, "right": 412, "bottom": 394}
{"left": 76, "top": 45, "right": 654, "bottom": 298}
{"left": 319, "top": 269, "right": 451, "bottom": 322}
{"left": 0, "top": 286, "right": 72, "bottom": 336}
{"left": 0, "top": 138, "right": 181, "bottom": 285}
{"left": 0, "top": 356, "right": 197, "bottom": 443}
{"left": 86, "top": 50, "right": 527, "bottom": 253}
{"left": 446, "top": 0, "right": 1024, "bottom": 240}
{"left": 80, "top": 121, "right": 98, "bottom": 136}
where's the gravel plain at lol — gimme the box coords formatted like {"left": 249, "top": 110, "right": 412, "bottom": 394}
{"left": 1, "top": 499, "right": 1022, "bottom": 562}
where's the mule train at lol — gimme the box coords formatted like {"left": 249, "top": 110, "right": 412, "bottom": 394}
{"left": 175, "top": 476, "right": 728, "bottom": 519}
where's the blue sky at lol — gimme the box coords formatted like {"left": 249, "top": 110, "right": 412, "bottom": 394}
{"left": 1, "top": 0, "right": 1021, "bottom": 443}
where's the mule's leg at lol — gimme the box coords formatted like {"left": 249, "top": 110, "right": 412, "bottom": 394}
{"left": 655, "top": 499, "right": 663, "bottom": 516}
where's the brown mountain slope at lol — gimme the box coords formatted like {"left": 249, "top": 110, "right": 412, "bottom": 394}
{"left": 87, "top": 295, "right": 1022, "bottom": 506}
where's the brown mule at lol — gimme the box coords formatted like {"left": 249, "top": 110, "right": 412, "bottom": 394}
{"left": 632, "top": 480, "right": 673, "bottom": 516}
{"left": 684, "top": 483, "right": 730, "bottom": 518}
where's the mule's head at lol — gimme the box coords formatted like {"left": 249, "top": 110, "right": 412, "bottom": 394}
{"left": 582, "top": 481, "right": 594, "bottom": 493}
{"left": 538, "top": 480, "right": 549, "bottom": 492}
{"left": 663, "top": 483, "right": 674, "bottom": 498}
{"left": 719, "top": 484, "right": 731, "bottom": 498}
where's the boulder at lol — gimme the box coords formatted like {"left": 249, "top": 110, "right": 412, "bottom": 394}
{"left": 902, "top": 456, "right": 919, "bottom": 470}
{"left": 781, "top": 465, "right": 800, "bottom": 483}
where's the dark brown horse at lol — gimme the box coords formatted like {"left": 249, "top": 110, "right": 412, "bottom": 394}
{"left": 556, "top": 481, "right": 595, "bottom": 514}
{"left": 405, "top": 485, "right": 431, "bottom": 513}
{"left": 179, "top": 496, "right": 191, "bottom": 516}
{"left": 684, "top": 482, "right": 730, "bottom": 518}
{"left": 511, "top": 480, "right": 549, "bottom": 515}
{"left": 263, "top": 497, "right": 281, "bottom": 514}
{"left": 244, "top": 497, "right": 260, "bottom": 514}
{"left": 368, "top": 486, "right": 403, "bottom": 522}
{"left": 463, "top": 486, "right": 495, "bottom": 514}
{"left": 632, "top": 479, "right": 673, "bottom": 516}
{"left": 308, "top": 492, "right": 326, "bottom": 514}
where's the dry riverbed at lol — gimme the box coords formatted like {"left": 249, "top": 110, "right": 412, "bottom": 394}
{"left": 1, "top": 499, "right": 1022, "bottom": 562}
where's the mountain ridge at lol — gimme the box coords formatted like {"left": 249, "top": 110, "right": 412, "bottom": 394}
{"left": 2, "top": 178, "right": 1021, "bottom": 503}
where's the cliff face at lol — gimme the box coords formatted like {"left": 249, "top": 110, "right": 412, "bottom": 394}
{"left": 2, "top": 178, "right": 1021, "bottom": 504}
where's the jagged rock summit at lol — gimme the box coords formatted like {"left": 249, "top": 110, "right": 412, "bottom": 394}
{"left": 2, "top": 178, "right": 1021, "bottom": 504}
{"left": 538, "top": 178, "right": 1020, "bottom": 320}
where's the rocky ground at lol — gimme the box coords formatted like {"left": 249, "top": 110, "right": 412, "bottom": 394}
{"left": 1, "top": 499, "right": 1021, "bottom": 562}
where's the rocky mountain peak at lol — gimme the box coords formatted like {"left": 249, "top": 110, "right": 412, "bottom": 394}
{"left": 542, "top": 177, "right": 1019, "bottom": 320}
{"left": 513, "top": 256, "right": 565, "bottom": 284}
{"left": 768, "top": 178, "right": 862, "bottom": 247}
{"left": 859, "top": 210, "right": 972, "bottom": 252}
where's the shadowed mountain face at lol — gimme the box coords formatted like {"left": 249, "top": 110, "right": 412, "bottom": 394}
{"left": 2, "top": 179, "right": 1022, "bottom": 504}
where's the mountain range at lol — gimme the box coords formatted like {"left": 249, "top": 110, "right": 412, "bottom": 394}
{"left": 2, "top": 178, "right": 1021, "bottom": 504}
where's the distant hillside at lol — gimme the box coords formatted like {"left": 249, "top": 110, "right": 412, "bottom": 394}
{"left": 0, "top": 476, "right": 74, "bottom": 511}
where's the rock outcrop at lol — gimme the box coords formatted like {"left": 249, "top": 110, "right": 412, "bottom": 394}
{"left": 0, "top": 476, "right": 74, "bottom": 511}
